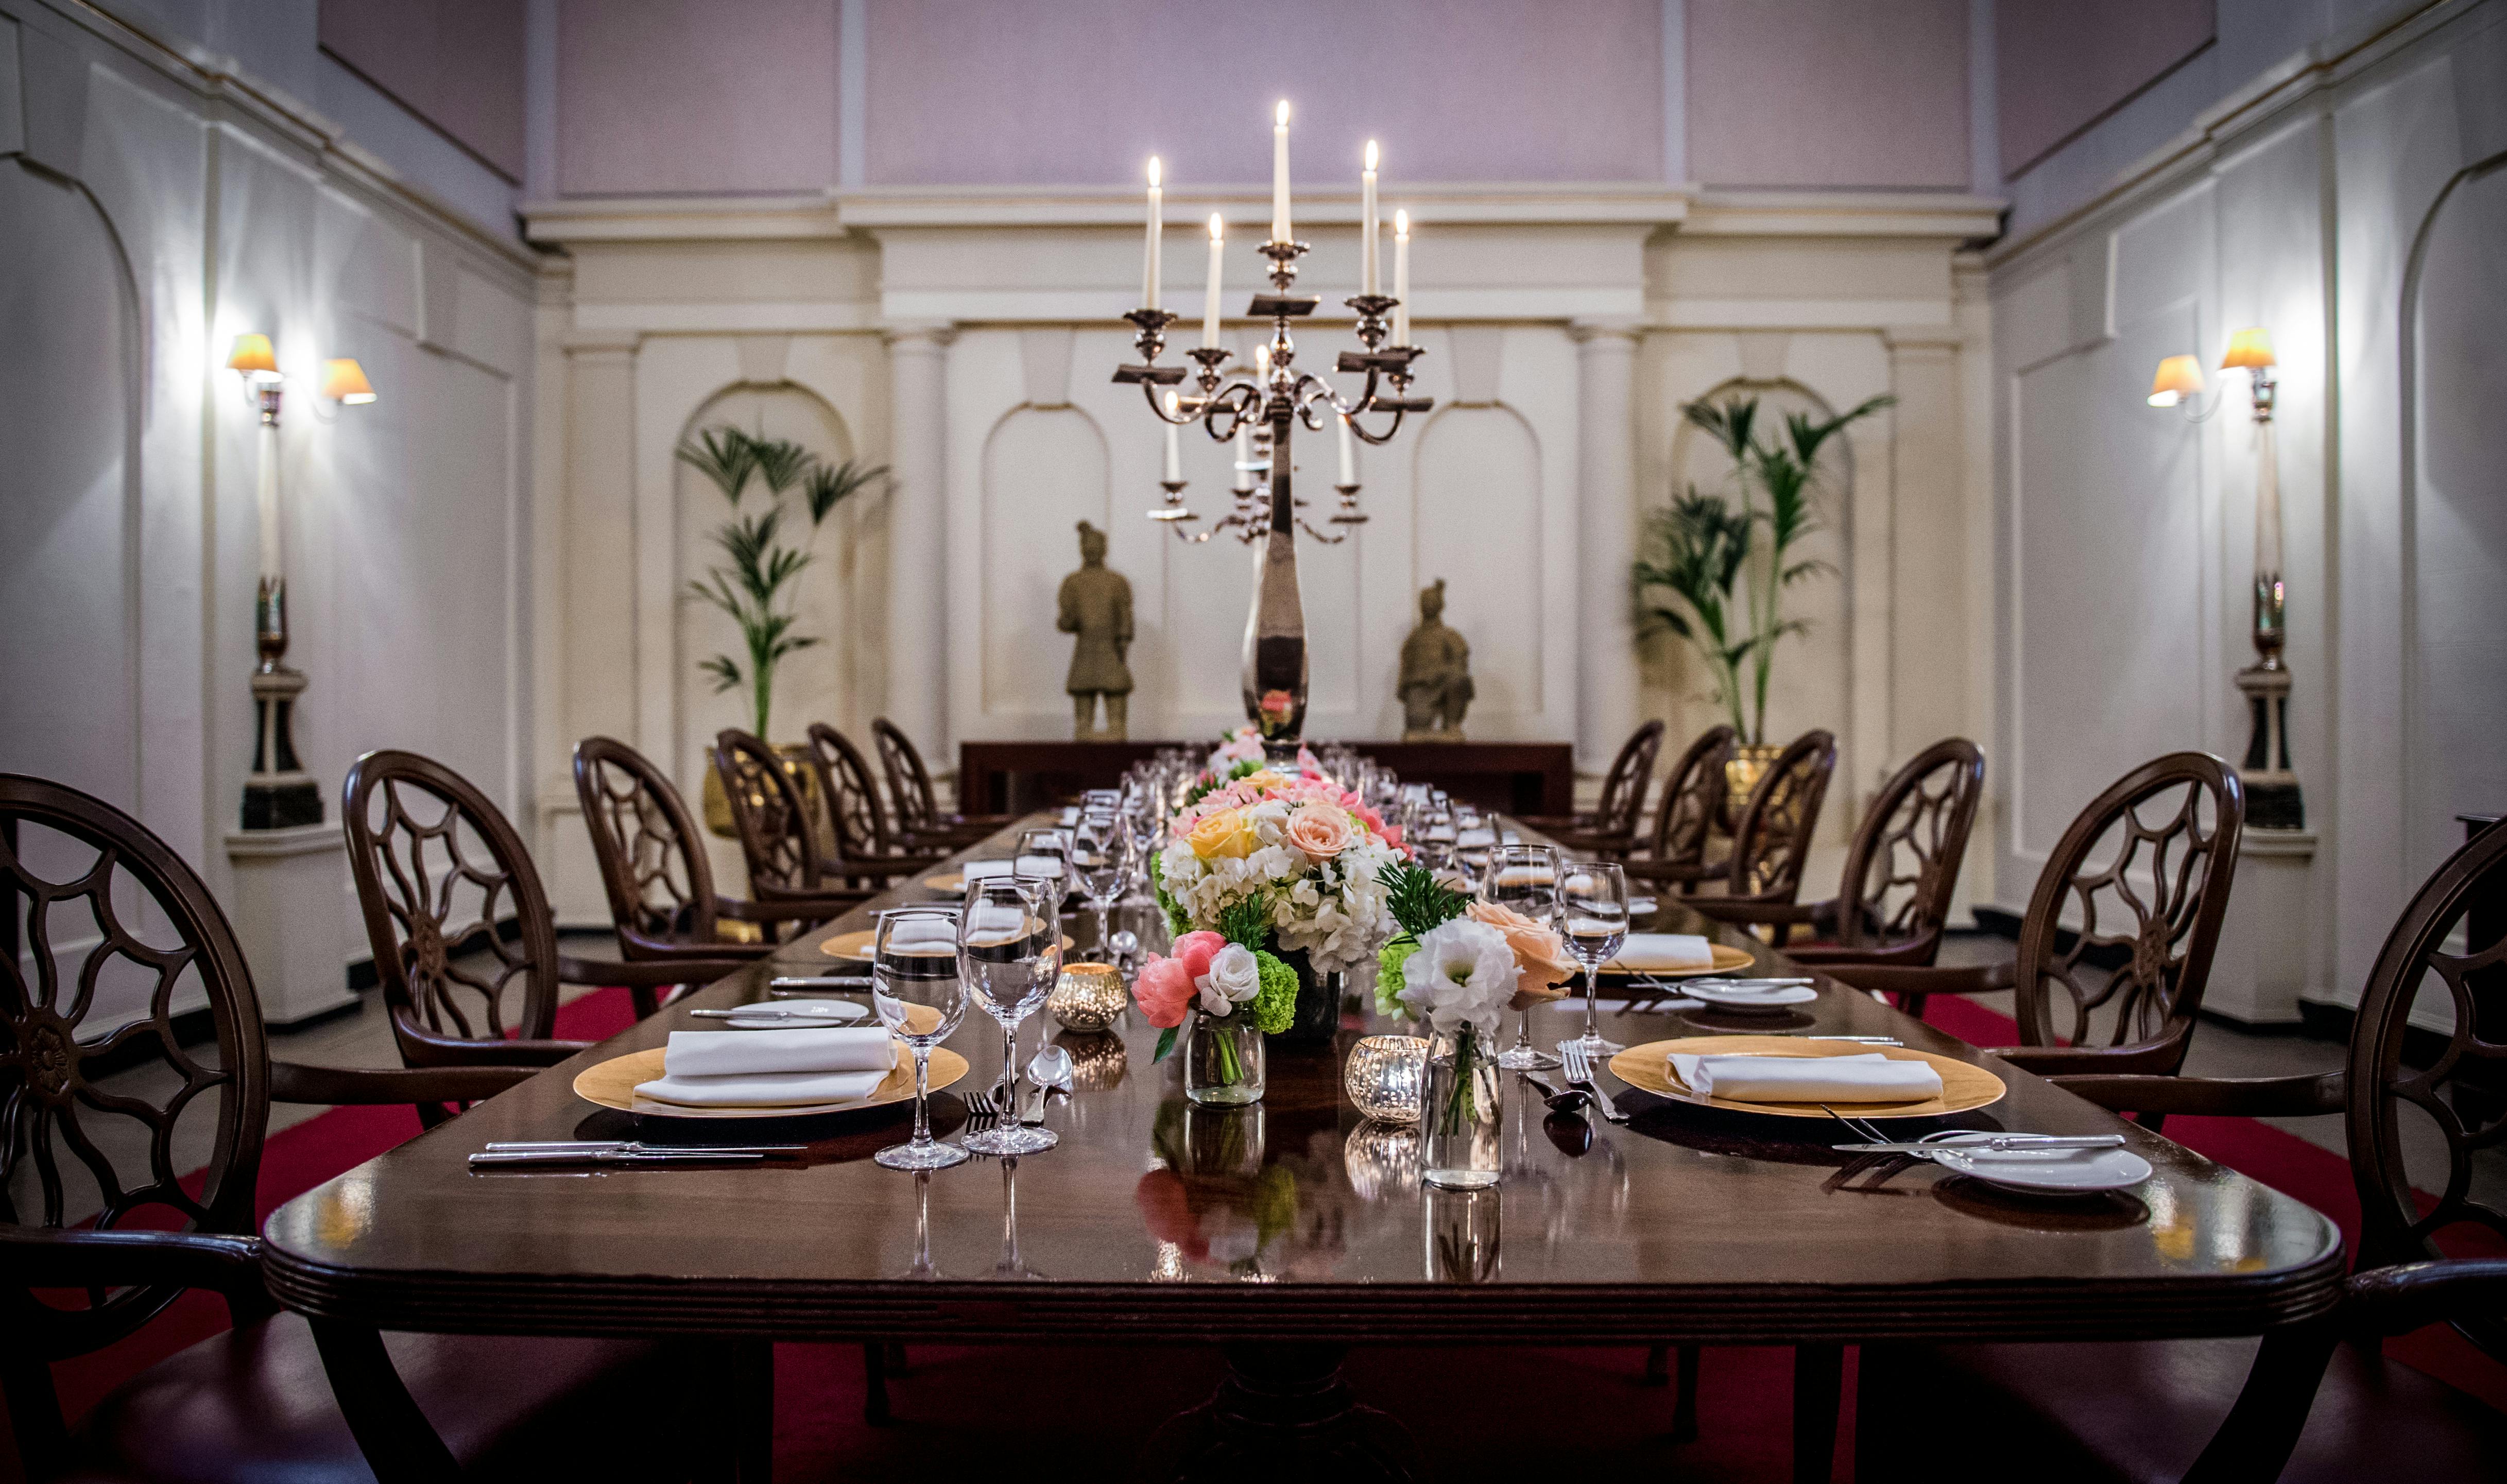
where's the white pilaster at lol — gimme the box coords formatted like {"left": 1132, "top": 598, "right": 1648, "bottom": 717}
{"left": 1571, "top": 320, "right": 1642, "bottom": 773}
{"left": 886, "top": 322, "right": 955, "bottom": 763}
{"left": 223, "top": 824, "right": 356, "bottom": 1026}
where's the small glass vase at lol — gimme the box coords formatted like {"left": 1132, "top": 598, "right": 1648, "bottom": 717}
{"left": 1183, "top": 1008, "right": 1265, "bottom": 1107}
{"left": 1420, "top": 1027, "right": 1502, "bottom": 1189}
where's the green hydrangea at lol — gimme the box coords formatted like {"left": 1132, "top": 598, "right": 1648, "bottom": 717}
{"left": 1375, "top": 935, "right": 1419, "bottom": 1020}
{"left": 1252, "top": 950, "right": 1299, "bottom": 1034}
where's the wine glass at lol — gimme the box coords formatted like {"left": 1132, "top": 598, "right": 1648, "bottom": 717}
{"left": 1556, "top": 859, "right": 1630, "bottom": 1058}
{"left": 959, "top": 876, "right": 1063, "bottom": 1157}
{"left": 1481, "top": 844, "right": 1563, "bottom": 1071}
{"left": 872, "top": 907, "right": 971, "bottom": 1171}
{"left": 1069, "top": 810, "right": 1127, "bottom": 956}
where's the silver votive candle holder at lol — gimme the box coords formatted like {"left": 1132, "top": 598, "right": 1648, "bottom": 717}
{"left": 1343, "top": 1033, "right": 1430, "bottom": 1124}
{"left": 1048, "top": 961, "right": 1130, "bottom": 1033}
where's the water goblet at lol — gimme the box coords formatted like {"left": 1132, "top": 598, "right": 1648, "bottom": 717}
{"left": 1480, "top": 844, "right": 1563, "bottom": 1071}
{"left": 1070, "top": 811, "right": 1128, "bottom": 955}
{"left": 1556, "top": 859, "right": 1630, "bottom": 1057}
{"left": 872, "top": 907, "right": 971, "bottom": 1171}
{"left": 959, "top": 877, "right": 1063, "bottom": 1157}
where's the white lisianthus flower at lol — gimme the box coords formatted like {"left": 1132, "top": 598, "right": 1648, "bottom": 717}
{"left": 1197, "top": 942, "right": 1262, "bottom": 1015}
{"left": 1396, "top": 917, "right": 1517, "bottom": 1033}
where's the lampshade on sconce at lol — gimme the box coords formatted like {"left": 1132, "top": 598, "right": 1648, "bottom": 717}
{"left": 2220, "top": 326, "right": 2276, "bottom": 371}
{"left": 321, "top": 358, "right": 376, "bottom": 404}
{"left": 226, "top": 333, "right": 281, "bottom": 383}
{"left": 2148, "top": 354, "right": 2204, "bottom": 408}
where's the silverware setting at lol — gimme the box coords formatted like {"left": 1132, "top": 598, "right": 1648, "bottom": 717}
{"left": 469, "top": 1139, "right": 809, "bottom": 1169}
{"left": 962, "top": 1086, "right": 1000, "bottom": 1123}
{"left": 1556, "top": 1042, "right": 1627, "bottom": 1124}
{"left": 1788, "top": 1033, "right": 1903, "bottom": 1046}
{"left": 691, "top": 1006, "right": 860, "bottom": 1022}
{"left": 768, "top": 975, "right": 874, "bottom": 993}
{"left": 1828, "top": 1134, "right": 2126, "bottom": 1157}
{"left": 1683, "top": 977, "right": 1816, "bottom": 990}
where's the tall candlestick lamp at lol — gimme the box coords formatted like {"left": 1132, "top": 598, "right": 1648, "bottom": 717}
{"left": 1117, "top": 106, "right": 1432, "bottom": 758}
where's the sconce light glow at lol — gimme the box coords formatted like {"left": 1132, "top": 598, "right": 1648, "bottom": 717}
{"left": 226, "top": 333, "right": 281, "bottom": 384}
{"left": 2220, "top": 326, "right": 2276, "bottom": 371}
{"left": 321, "top": 358, "right": 376, "bottom": 405}
{"left": 2148, "top": 354, "right": 2204, "bottom": 408}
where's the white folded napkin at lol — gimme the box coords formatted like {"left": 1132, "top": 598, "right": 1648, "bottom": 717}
{"left": 1456, "top": 826, "right": 1497, "bottom": 848}
{"left": 961, "top": 900, "right": 1034, "bottom": 945}
{"left": 962, "top": 859, "right": 1012, "bottom": 881}
{"left": 882, "top": 915, "right": 960, "bottom": 953}
{"left": 1607, "top": 934, "right": 1715, "bottom": 971}
{"left": 1667, "top": 1051, "right": 1942, "bottom": 1103}
{"left": 1013, "top": 853, "right": 1066, "bottom": 878}
{"left": 660, "top": 1026, "right": 898, "bottom": 1078}
{"left": 633, "top": 1067, "right": 893, "bottom": 1108}
{"left": 1057, "top": 807, "right": 1079, "bottom": 825}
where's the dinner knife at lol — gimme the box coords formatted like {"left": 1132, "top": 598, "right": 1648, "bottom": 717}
{"left": 768, "top": 975, "right": 874, "bottom": 991}
{"left": 481, "top": 1140, "right": 810, "bottom": 1156}
{"left": 469, "top": 1148, "right": 780, "bottom": 1168}
{"left": 1831, "top": 1134, "right": 2126, "bottom": 1155}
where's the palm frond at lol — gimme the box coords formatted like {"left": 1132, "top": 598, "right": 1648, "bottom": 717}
{"left": 803, "top": 458, "right": 889, "bottom": 527}
{"left": 696, "top": 654, "right": 744, "bottom": 695}
{"left": 677, "top": 426, "right": 758, "bottom": 505}
{"left": 748, "top": 437, "right": 817, "bottom": 495}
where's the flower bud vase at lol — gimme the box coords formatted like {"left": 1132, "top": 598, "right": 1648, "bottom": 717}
{"left": 1420, "top": 1027, "right": 1502, "bottom": 1189}
{"left": 1183, "top": 1009, "right": 1265, "bottom": 1106}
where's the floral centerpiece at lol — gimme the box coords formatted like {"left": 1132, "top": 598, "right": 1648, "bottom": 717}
{"left": 1198, "top": 725, "right": 1320, "bottom": 796}
{"left": 1372, "top": 859, "right": 1576, "bottom": 1187}
{"left": 1134, "top": 767, "right": 1403, "bottom": 1101}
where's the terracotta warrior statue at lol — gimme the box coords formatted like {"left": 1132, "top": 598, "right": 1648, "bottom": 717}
{"left": 1058, "top": 521, "right": 1135, "bottom": 739}
{"left": 1398, "top": 578, "right": 1472, "bottom": 741}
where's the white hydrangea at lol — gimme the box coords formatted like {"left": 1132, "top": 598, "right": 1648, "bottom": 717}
{"left": 1396, "top": 916, "right": 1517, "bottom": 1033}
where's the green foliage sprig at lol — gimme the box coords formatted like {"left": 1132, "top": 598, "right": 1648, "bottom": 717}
{"left": 1378, "top": 858, "right": 1469, "bottom": 940}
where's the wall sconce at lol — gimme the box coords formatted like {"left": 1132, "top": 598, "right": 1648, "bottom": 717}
{"left": 2146, "top": 325, "right": 2300, "bottom": 829}
{"left": 321, "top": 358, "right": 377, "bottom": 405}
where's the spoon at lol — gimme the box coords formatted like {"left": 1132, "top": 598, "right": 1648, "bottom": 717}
{"left": 1026, "top": 1044, "right": 1075, "bottom": 1098}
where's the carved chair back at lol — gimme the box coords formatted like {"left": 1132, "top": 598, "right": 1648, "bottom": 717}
{"left": 0, "top": 775, "right": 269, "bottom": 1362}
{"left": 1724, "top": 729, "right": 1838, "bottom": 902}
{"left": 2347, "top": 818, "right": 2507, "bottom": 1351}
{"left": 1828, "top": 738, "right": 1987, "bottom": 958}
{"left": 715, "top": 728, "right": 829, "bottom": 898}
{"left": 1591, "top": 720, "right": 1665, "bottom": 839}
{"left": 1643, "top": 724, "right": 1735, "bottom": 870}
{"left": 871, "top": 717, "right": 942, "bottom": 837}
{"left": 344, "top": 750, "right": 565, "bottom": 1058}
{"left": 573, "top": 735, "right": 721, "bottom": 948}
{"left": 2010, "top": 752, "right": 2243, "bottom": 1068}
{"left": 805, "top": 723, "right": 907, "bottom": 879}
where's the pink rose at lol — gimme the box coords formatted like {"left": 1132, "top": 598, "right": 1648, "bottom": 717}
{"left": 1171, "top": 930, "right": 1224, "bottom": 980}
{"left": 1132, "top": 955, "right": 1196, "bottom": 1029}
{"left": 1284, "top": 803, "right": 1354, "bottom": 860}
{"left": 1467, "top": 899, "right": 1578, "bottom": 1009}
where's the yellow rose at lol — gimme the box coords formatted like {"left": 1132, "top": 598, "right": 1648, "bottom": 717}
{"left": 1187, "top": 807, "right": 1256, "bottom": 860}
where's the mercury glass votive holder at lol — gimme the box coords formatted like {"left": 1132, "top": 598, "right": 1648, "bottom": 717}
{"left": 1343, "top": 1033, "right": 1430, "bottom": 1124}
{"left": 1343, "top": 1121, "right": 1421, "bottom": 1201}
{"left": 1048, "top": 961, "right": 1129, "bottom": 1033}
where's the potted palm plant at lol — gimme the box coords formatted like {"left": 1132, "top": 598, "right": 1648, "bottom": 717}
{"left": 677, "top": 424, "right": 887, "bottom": 833}
{"left": 1637, "top": 391, "right": 1891, "bottom": 800}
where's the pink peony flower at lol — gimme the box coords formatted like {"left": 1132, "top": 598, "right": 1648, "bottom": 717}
{"left": 1171, "top": 930, "right": 1224, "bottom": 980}
{"left": 1283, "top": 802, "right": 1354, "bottom": 859}
{"left": 1132, "top": 954, "right": 1196, "bottom": 1029}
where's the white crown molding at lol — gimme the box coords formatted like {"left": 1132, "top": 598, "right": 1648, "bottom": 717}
{"left": 1682, "top": 189, "right": 2005, "bottom": 239}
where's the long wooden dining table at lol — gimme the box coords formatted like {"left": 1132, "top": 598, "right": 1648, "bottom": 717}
{"left": 262, "top": 816, "right": 2344, "bottom": 1483}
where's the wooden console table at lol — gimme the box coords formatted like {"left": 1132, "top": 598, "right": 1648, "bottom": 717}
{"left": 957, "top": 739, "right": 1575, "bottom": 815}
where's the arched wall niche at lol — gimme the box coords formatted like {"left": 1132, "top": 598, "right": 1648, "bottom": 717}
{"left": 977, "top": 401, "right": 1111, "bottom": 719}
{"left": 1407, "top": 400, "right": 1543, "bottom": 732}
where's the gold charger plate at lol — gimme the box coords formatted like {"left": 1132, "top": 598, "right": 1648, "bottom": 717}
{"left": 573, "top": 1039, "right": 969, "bottom": 1120}
{"left": 1601, "top": 942, "right": 1757, "bottom": 978}
{"left": 819, "top": 927, "right": 1076, "bottom": 960}
{"left": 922, "top": 872, "right": 964, "bottom": 893}
{"left": 1607, "top": 1034, "right": 2006, "bottom": 1119}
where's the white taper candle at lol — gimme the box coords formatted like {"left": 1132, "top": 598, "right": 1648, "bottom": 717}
{"left": 1336, "top": 410, "right": 1356, "bottom": 487}
{"left": 1271, "top": 101, "right": 1292, "bottom": 243}
{"left": 1201, "top": 215, "right": 1224, "bottom": 349}
{"left": 1143, "top": 157, "right": 1162, "bottom": 311}
{"left": 1392, "top": 210, "right": 1411, "bottom": 346}
{"left": 1163, "top": 393, "right": 1182, "bottom": 484}
{"left": 1361, "top": 141, "right": 1380, "bottom": 297}
{"left": 1234, "top": 421, "right": 1254, "bottom": 492}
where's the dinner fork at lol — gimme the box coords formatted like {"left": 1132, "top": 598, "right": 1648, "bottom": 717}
{"left": 1557, "top": 1042, "right": 1627, "bottom": 1124}
{"left": 962, "top": 1086, "right": 1000, "bottom": 1123}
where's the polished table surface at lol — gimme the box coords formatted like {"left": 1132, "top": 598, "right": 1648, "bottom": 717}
{"left": 264, "top": 820, "right": 2343, "bottom": 1348}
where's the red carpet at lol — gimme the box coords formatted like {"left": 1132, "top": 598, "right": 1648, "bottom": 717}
{"left": 42, "top": 987, "right": 2504, "bottom": 1478}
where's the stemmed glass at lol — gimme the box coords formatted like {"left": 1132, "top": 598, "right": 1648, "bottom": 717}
{"left": 959, "top": 876, "right": 1063, "bottom": 1157}
{"left": 1556, "top": 859, "right": 1630, "bottom": 1058}
{"left": 872, "top": 907, "right": 971, "bottom": 1171}
{"left": 1069, "top": 810, "right": 1127, "bottom": 956}
{"left": 1481, "top": 844, "right": 1563, "bottom": 1071}
{"left": 1014, "top": 826, "right": 1071, "bottom": 903}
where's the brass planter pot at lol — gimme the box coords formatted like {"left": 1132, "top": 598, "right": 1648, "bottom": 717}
{"left": 702, "top": 740, "right": 819, "bottom": 839}
{"left": 1721, "top": 742, "right": 1784, "bottom": 830}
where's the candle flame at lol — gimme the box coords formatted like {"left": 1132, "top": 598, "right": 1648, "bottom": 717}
{"left": 1147, "top": 156, "right": 1161, "bottom": 188}
{"left": 1209, "top": 213, "right": 1224, "bottom": 240}
{"left": 1364, "top": 140, "right": 1379, "bottom": 172}
{"left": 1394, "top": 209, "right": 1409, "bottom": 236}
{"left": 1276, "top": 100, "right": 1291, "bottom": 128}
{"left": 1164, "top": 390, "right": 1181, "bottom": 415}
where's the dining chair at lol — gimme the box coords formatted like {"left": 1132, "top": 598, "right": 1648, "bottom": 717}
{"left": 870, "top": 716, "right": 1014, "bottom": 851}
{"left": 1518, "top": 719, "right": 1665, "bottom": 857}
{"left": 1688, "top": 737, "right": 1984, "bottom": 963}
{"left": 0, "top": 773, "right": 712, "bottom": 1484}
{"left": 1620, "top": 724, "right": 1736, "bottom": 895}
{"left": 345, "top": 751, "right": 712, "bottom": 1102}
{"left": 804, "top": 723, "right": 947, "bottom": 891}
{"left": 1674, "top": 729, "right": 1839, "bottom": 918}
{"left": 1825, "top": 751, "right": 2243, "bottom": 1083}
{"left": 573, "top": 734, "right": 818, "bottom": 957}
{"left": 1857, "top": 818, "right": 2507, "bottom": 1484}
{"left": 713, "top": 728, "right": 874, "bottom": 927}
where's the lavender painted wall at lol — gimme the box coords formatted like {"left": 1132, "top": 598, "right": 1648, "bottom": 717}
{"left": 320, "top": 0, "right": 527, "bottom": 180}
{"left": 1994, "top": 0, "right": 2216, "bottom": 179}
{"left": 1686, "top": 0, "right": 1970, "bottom": 189}
{"left": 557, "top": 0, "right": 839, "bottom": 196}
{"left": 862, "top": 0, "right": 1663, "bottom": 186}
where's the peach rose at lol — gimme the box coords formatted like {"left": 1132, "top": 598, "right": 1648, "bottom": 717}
{"left": 1132, "top": 954, "right": 1196, "bottom": 1029}
{"left": 1186, "top": 807, "right": 1255, "bottom": 860}
{"left": 1283, "top": 802, "right": 1353, "bottom": 860}
{"left": 1466, "top": 899, "right": 1578, "bottom": 1009}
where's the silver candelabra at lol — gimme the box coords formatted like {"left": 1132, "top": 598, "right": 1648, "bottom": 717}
{"left": 1113, "top": 237, "right": 1433, "bottom": 755}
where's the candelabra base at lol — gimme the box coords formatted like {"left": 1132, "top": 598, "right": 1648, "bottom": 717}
{"left": 242, "top": 774, "right": 323, "bottom": 831}
{"left": 2236, "top": 662, "right": 2304, "bottom": 831}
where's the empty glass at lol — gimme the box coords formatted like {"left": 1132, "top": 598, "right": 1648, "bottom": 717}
{"left": 1069, "top": 811, "right": 1127, "bottom": 955}
{"left": 1481, "top": 844, "right": 1563, "bottom": 1071}
{"left": 872, "top": 907, "right": 971, "bottom": 1171}
{"left": 1014, "top": 827, "right": 1072, "bottom": 907}
{"left": 959, "top": 876, "right": 1063, "bottom": 1156}
{"left": 1557, "top": 859, "right": 1630, "bottom": 1057}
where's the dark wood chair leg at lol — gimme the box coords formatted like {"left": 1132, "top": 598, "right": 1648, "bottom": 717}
{"left": 1674, "top": 1343, "right": 1702, "bottom": 1442}
{"left": 1641, "top": 1342, "right": 1670, "bottom": 1386}
{"left": 2141, "top": 1109, "right": 2170, "bottom": 1136}
{"left": 1901, "top": 993, "right": 1928, "bottom": 1022}
{"left": 1852, "top": 1344, "right": 1897, "bottom": 1484}
{"left": 862, "top": 1339, "right": 892, "bottom": 1426}
{"left": 883, "top": 1339, "right": 910, "bottom": 1375}
{"left": 3, "top": 1350, "right": 68, "bottom": 1482}
{"left": 630, "top": 982, "right": 660, "bottom": 1020}
{"left": 732, "top": 1341, "right": 774, "bottom": 1484}
{"left": 1792, "top": 1344, "right": 1841, "bottom": 1484}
